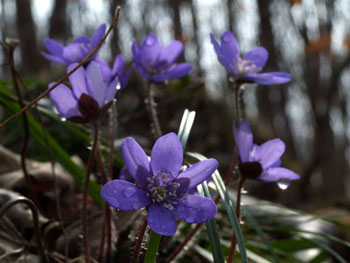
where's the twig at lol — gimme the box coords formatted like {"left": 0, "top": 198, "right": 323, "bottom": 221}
{"left": 0, "top": 197, "right": 50, "bottom": 262}
{"left": 0, "top": 6, "right": 121, "bottom": 129}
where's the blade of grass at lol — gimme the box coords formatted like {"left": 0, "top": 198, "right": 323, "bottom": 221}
{"left": 186, "top": 152, "right": 248, "bottom": 263}
{"left": 177, "top": 109, "right": 195, "bottom": 150}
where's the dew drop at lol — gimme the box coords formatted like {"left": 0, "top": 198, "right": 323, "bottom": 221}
{"left": 123, "top": 187, "right": 136, "bottom": 197}
{"left": 148, "top": 218, "right": 153, "bottom": 223}
{"left": 161, "top": 225, "right": 166, "bottom": 229}
{"left": 186, "top": 216, "right": 195, "bottom": 223}
{"left": 116, "top": 83, "right": 121, "bottom": 90}
{"left": 277, "top": 179, "right": 290, "bottom": 190}
{"left": 132, "top": 202, "right": 140, "bottom": 209}
{"left": 60, "top": 117, "right": 67, "bottom": 122}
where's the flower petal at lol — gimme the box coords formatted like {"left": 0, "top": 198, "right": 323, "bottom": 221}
{"left": 252, "top": 139, "right": 285, "bottom": 169}
{"left": 121, "top": 137, "right": 152, "bottom": 188}
{"left": 175, "top": 159, "right": 218, "bottom": 194}
{"left": 210, "top": 33, "right": 223, "bottom": 57}
{"left": 157, "top": 40, "right": 183, "bottom": 69}
{"left": 131, "top": 40, "right": 141, "bottom": 62}
{"left": 95, "top": 58, "right": 112, "bottom": 84}
{"left": 101, "top": 180, "right": 151, "bottom": 210}
{"left": 220, "top": 30, "right": 239, "bottom": 63}
{"left": 104, "top": 77, "right": 119, "bottom": 103}
{"left": 41, "top": 52, "right": 67, "bottom": 65}
{"left": 243, "top": 47, "right": 268, "bottom": 72}
{"left": 85, "top": 61, "right": 105, "bottom": 107}
{"left": 90, "top": 24, "right": 106, "bottom": 50}
{"left": 242, "top": 72, "right": 291, "bottom": 85}
{"left": 140, "top": 33, "right": 161, "bottom": 68}
{"left": 233, "top": 121, "right": 253, "bottom": 163}
{"left": 63, "top": 43, "right": 86, "bottom": 64}
{"left": 147, "top": 204, "right": 177, "bottom": 236}
{"left": 74, "top": 36, "right": 90, "bottom": 44}
{"left": 171, "top": 195, "right": 217, "bottom": 223}
{"left": 133, "top": 63, "right": 152, "bottom": 81}
{"left": 49, "top": 83, "right": 81, "bottom": 118}
{"left": 150, "top": 133, "right": 183, "bottom": 177}
{"left": 152, "top": 63, "right": 192, "bottom": 83}
{"left": 112, "top": 54, "right": 125, "bottom": 76}
{"left": 120, "top": 70, "right": 131, "bottom": 89}
{"left": 258, "top": 167, "right": 300, "bottom": 182}
{"left": 67, "top": 63, "right": 88, "bottom": 99}
{"left": 44, "top": 38, "right": 64, "bottom": 57}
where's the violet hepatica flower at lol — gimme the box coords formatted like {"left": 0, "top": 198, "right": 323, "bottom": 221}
{"left": 101, "top": 133, "right": 218, "bottom": 236}
{"left": 95, "top": 55, "right": 131, "bottom": 90}
{"left": 41, "top": 24, "right": 106, "bottom": 66}
{"left": 49, "top": 61, "right": 120, "bottom": 122}
{"left": 234, "top": 121, "right": 300, "bottom": 182}
{"left": 132, "top": 33, "right": 192, "bottom": 83}
{"left": 210, "top": 30, "right": 291, "bottom": 85}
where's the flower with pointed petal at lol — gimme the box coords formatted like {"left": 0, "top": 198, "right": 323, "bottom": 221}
{"left": 101, "top": 133, "right": 218, "bottom": 236}
{"left": 233, "top": 121, "right": 300, "bottom": 182}
{"left": 210, "top": 30, "right": 291, "bottom": 85}
{"left": 49, "top": 61, "right": 120, "bottom": 123}
{"left": 132, "top": 33, "right": 192, "bottom": 83}
{"left": 95, "top": 55, "right": 131, "bottom": 91}
{"left": 41, "top": 24, "right": 106, "bottom": 66}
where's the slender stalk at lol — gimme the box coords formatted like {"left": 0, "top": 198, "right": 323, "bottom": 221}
{"left": 0, "top": 197, "right": 50, "bottom": 262}
{"left": 166, "top": 223, "right": 202, "bottom": 262}
{"left": 226, "top": 176, "right": 246, "bottom": 263}
{"left": 2, "top": 42, "right": 39, "bottom": 208}
{"left": 96, "top": 145, "right": 111, "bottom": 263}
{"left": 144, "top": 231, "right": 162, "bottom": 263}
{"left": 234, "top": 82, "right": 244, "bottom": 124}
{"left": 132, "top": 215, "right": 148, "bottom": 263}
{"left": 0, "top": 6, "right": 122, "bottom": 129}
{"left": 146, "top": 81, "right": 162, "bottom": 139}
{"left": 108, "top": 100, "right": 117, "bottom": 179}
{"left": 82, "top": 124, "right": 99, "bottom": 263}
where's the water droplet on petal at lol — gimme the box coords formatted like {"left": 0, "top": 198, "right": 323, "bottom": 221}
{"left": 60, "top": 117, "right": 67, "bottom": 122}
{"left": 186, "top": 216, "right": 195, "bottom": 223}
{"left": 148, "top": 218, "right": 153, "bottom": 223}
{"left": 277, "top": 179, "right": 290, "bottom": 190}
{"left": 132, "top": 202, "right": 140, "bottom": 209}
{"left": 161, "top": 225, "right": 166, "bottom": 229}
{"left": 123, "top": 187, "right": 136, "bottom": 197}
{"left": 112, "top": 200, "right": 120, "bottom": 207}
{"left": 116, "top": 83, "right": 121, "bottom": 90}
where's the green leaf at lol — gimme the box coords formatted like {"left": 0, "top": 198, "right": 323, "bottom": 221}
{"left": 0, "top": 84, "right": 104, "bottom": 207}
{"left": 144, "top": 231, "right": 162, "bottom": 263}
{"left": 197, "top": 182, "right": 225, "bottom": 263}
{"left": 186, "top": 152, "right": 248, "bottom": 263}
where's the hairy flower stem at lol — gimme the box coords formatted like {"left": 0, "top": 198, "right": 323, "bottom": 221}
{"left": 226, "top": 176, "right": 247, "bottom": 263}
{"left": 82, "top": 124, "right": 99, "bottom": 263}
{"left": 234, "top": 81, "right": 244, "bottom": 124}
{"left": 2, "top": 42, "right": 39, "bottom": 209}
{"left": 132, "top": 215, "right": 148, "bottom": 263}
{"left": 146, "top": 81, "right": 162, "bottom": 139}
{"left": 96, "top": 145, "right": 111, "bottom": 263}
{"left": 0, "top": 6, "right": 121, "bottom": 129}
{"left": 0, "top": 197, "right": 50, "bottom": 262}
{"left": 108, "top": 101, "right": 117, "bottom": 179}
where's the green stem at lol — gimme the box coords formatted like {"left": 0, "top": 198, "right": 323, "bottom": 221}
{"left": 145, "top": 231, "right": 162, "bottom": 263}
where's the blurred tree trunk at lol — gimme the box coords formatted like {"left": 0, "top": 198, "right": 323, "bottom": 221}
{"left": 109, "top": 0, "right": 123, "bottom": 58}
{"left": 168, "top": 0, "right": 185, "bottom": 61}
{"left": 16, "top": 0, "right": 45, "bottom": 74}
{"left": 49, "top": 0, "right": 71, "bottom": 41}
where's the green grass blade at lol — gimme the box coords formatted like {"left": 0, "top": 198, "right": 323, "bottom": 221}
{"left": 186, "top": 152, "right": 248, "bottom": 263}
{"left": 197, "top": 182, "right": 225, "bottom": 263}
{"left": 0, "top": 84, "right": 104, "bottom": 206}
{"left": 177, "top": 109, "right": 196, "bottom": 150}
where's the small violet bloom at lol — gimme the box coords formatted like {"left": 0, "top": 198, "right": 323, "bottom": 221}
{"left": 95, "top": 55, "right": 131, "bottom": 90}
{"left": 101, "top": 133, "right": 218, "bottom": 236}
{"left": 41, "top": 24, "right": 106, "bottom": 66}
{"left": 132, "top": 33, "right": 192, "bottom": 83}
{"left": 233, "top": 121, "right": 300, "bottom": 182}
{"left": 49, "top": 61, "right": 120, "bottom": 122}
{"left": 210, "top": 30, "right": 291, "bottom": 85}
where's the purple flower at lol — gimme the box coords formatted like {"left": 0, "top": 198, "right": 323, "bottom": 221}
{"left": 210, "top": 30, "right": 291, "bottom": 85}
{"left": 49, "top": 61, "right": 120, "bottom": 122}
{"left": 132, "top": 33, "right": 192, "bottom": 83}
{"left": 95, "top": 55, "right": 131, "bottom": 90}
{"left": 41, "top": 24, "right": 106, "bottom": 66}
{"left": 233, "top": 121, "right": 300, "bottom": 182}
{"left": 101, "top": 133, "right": 218, "bottom": 236}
